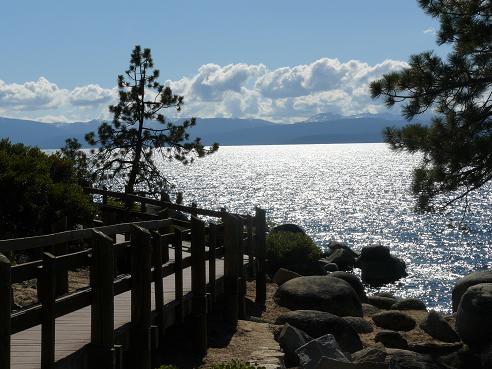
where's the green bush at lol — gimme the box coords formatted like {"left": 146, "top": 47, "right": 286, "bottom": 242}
{"left": 0, "top": 139, "right": 95, "bottom": 239}
{"left": 266, "top": 231, "right": 321, "bottom": 274}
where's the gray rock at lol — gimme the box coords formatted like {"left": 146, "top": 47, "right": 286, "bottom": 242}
{"left": 271, "top": 223, "right": 306, "bottom": 234}
{"left": 316, "top": 357, "right": 387, "bottom": 369}
{"left": 375, "top": 292, "right": 398, "bottom": 299}
{"left": 368, "top": 296, "right": 398, "bottom": 310}
{"left": 327, "top": 240, "right": 360, "bottom": 258}
{"left": 456, "top": 283, "right": 492, "bottom": 349}
{"left": 343, "top": 316, "right": 374, "bottom": 333}
{"left": 275, "top": 310, "right": 363, "bottom": 353}
{"left": 324, "top": 248, "right": 356, "bottom": 271}
{"left": 321, "top": 261, "right": 339, "bottom": 272}
{"left": 375, "top": 330, "right": 408, "bottom": 349}
{"left": 277, "top": 323, "right": 312, "bottom": 364}
{"left": 388, "top": 350, "right": 447, "bottom": 369}
{"left": 356, "top": 245, "right": 407, "bottom": 285}
{"left": 452, "top": 269, "right": 492, "bottom": 312}
{"left": 420, "top": 310, "right": 459, "bottom": 343}
{"left": 407, "top": 342, "right": 462, "bottom": 356}
{"left": 372, "top": 311, "right": 416, "bottom": 332}
{"left": 273, "top": 268, "right": 301, "bottom": 286}
{"left": 352, "top": 346, "right": 387, "bottom": 363}
{"left": 274, "top": 276, "right": 363, "bottom": 317}
{"left": 330, "top": 271, "right": 368, "bottom": 302}
{"left": 295, "top": 334, "right": 348, "bottom": 369}
{"left": 391, "top": 298, "right": 427, "bottom": 311}
{"left": 362, "top": 303, "right": 381, "bottom": 317}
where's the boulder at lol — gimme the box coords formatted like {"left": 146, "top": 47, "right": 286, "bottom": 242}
{"left": 391, "top": 298, "right": 427, "bottom": 311}
{"left": 419, "top": 310, "right": 459, "bottom": 343}
{"left": 275, "top": 310, "right": 363, "bottom": 353}
{"left": 356, "top": 245, "right": 407, "bottom": 285}
{"left": 274, "top": 276, "right": 363, "bottom": 317}
{"left": 270, "top": 223, "right": 305, "bottom": 234}
{"left": 323, "top": 248, "right": 356, "bottom": 271}
{"left": 374, "top": 292, "right": 398, "bottom": 299}
{"left": 368, "top": 295, "right": 398, "bottom": 310}
{"left": 352, "top": 346, "right": 387, "bottom": 364}
{"left": 372, "top": 311, "right": 416, "bottom": 331}
{"left": 272, "top": 268, "right": 301, "bottom": 286}
{"left": 452, "top": 269, "right": 492, "bottom": 312}
{"left": 277, "top": 323, "right": 312, "bottom": 364}
{"left": 388, "top": 350, "right": 447, "bottom": 369}
{"left": 455, "top": 283, "right": 492, "bottom": 349}
{"left": 294, "top": 334, "right": 348, "bottom": 369}
{"left": 343, "top": 316, "right": 374, "bottom": 333}
{"left": 375, "top": 330, "right": 408, "bottom": 349}
{"left": 330, "top": 271, "right": 368, "bottom": 302}
{"left": 289, "top": 260, "right": 327, "bottom": 276}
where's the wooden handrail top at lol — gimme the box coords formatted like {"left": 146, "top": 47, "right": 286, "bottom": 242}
{"left": 0, "top": 219, "right": 172, "bottom": 253}
{"left": 85, "top": 187, "right": 226, "bottom": 218}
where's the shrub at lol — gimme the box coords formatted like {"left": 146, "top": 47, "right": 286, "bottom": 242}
{"left": 209, "top": 360, "right": 266, "bottom": 369}
{"left": 266, "top": 231, "right": 321, "bottom": 274}
{"left": 0, "top": 139, "right": 95, "bottom": 239}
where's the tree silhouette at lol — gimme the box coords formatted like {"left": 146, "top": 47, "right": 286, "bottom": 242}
{"left": 370, "top": 0, "right": 491, "bottom": 211}
{"left": 85, "top": 45, "right": 218, "bottom": 196}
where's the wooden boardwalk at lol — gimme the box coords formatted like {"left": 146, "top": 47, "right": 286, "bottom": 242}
{"left": 10, "top": 249, "right": 231, "bottom": 369}
{"left": 0, "top": 189, "right": 267, "bottom": 369}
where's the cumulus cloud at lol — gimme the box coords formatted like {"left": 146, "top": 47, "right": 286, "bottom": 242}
{"left": 1, "top": 57, "right": 408, "bottom": 123}
{"left": 423, "top": 27, "right": 436, "bottom": 35}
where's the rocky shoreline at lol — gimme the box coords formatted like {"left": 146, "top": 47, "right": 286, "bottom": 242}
{"left": 268, "top": 226, "right": 492, "bottom": 369}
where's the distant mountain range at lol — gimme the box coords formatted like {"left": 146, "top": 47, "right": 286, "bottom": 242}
{"left": 0, "top": 113, "right": 426, "bottom": 149}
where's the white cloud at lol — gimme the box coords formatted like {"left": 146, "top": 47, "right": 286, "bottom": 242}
{"left": 0, "top": 57, "right": 408, "bottom": 123}
{"left": 423, "top": 27, "right": 436, "bottom": 35}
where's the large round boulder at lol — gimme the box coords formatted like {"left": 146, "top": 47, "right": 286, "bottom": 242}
{"left": 273, "top": 268, "right": 301, "bottom": 286}
{"left": 327, "top": 240, "right": 359, "bottom": 258}
{"left": 330, "top": 271, "right": 368, "bottom": 302}
{"left": 367, "top": 295, "right": 397, "bottom": 310}
{"left": 374, "top": 330, "right": 408, "bottom": 349}
{"left": 372, "top": 311, "right": 416, "bottom": 331}
{"left": 274, "top": 276, "right": 363, "bottom": 317}
{"left": 271, "top": 223, "right": 305, "bottom": 234}
{"left": 391, "top": 298, "right": 427, "bottom": 311}
{"left": 323, "top": 248, "right": 356, "bottom": 271}
{"left": 356, "top": 245, "right": 407, "bottom": 285}
{"left": 275, "top": 310, "right": 363, "bottom": 353}
{"left": 455, "top": 283, "right": 492, "bottom": 349}
{"left": 452, "top": 269, "right": 492, "bottom": 312}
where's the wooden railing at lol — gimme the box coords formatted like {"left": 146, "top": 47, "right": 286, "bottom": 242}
{"left": 0, "top": 189, "right": 267, "bottom": 369}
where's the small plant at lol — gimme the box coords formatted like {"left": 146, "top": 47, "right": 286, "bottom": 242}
{"left": 209, "top": 360, "right": 266, "bottom": 369}
{"left": 156, "top": 365, "right": 179, "bottom": 369}
{"left": 266, "top": 231, "right": 321, "bottom": 274}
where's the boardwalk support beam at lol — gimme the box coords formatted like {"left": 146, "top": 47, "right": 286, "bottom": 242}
{"left": 130, "top": 225, "right": 152, "bottom": 369}
{"left": 224, "top": 214, "right": 240, "bottom": 327}
{"left": 191, "top": 216, "right": 208, "bottom": 357}
{"left": 255, "top": 207, "right": 267, "bottom": 305}
{"left": 40, "top": 252, "right": 57, "bottom": 369}
{"left": 90, "top": 230, "right": 116, "bottom": 369}
{"left": 0, "top": 253, "right": 11, "bottom": 369}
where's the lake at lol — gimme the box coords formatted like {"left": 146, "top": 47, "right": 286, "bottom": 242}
{"left": 157, "top": 143, "right": 492, "bottom": 312}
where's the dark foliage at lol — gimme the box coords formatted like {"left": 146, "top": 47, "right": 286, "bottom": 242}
{"left": 0, "top": 139, "right": 94, "bottom": 239}
{"left": 83, "top": 45, "right": 218, "bottom": 196}
{"left": 370, "top": 0, "right": 492, "bottom": 211}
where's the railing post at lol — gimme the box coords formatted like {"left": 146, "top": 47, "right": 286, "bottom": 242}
{"left": 90, "top": 230, "right": 116, "bottom": 369}
{"left": 208, "top": 223, "right": 217, "bottom": 306}
{"left": 237, "top": 218, "right": 246, "bottom": 319}
{"left": 50, "top": 216, "right": 69, "bottom": 296}
{"left": 247, "top": 216, "right": 255, "bottom": 279}
{"left": 255, "top": 207, "right": 267, "bottom": 305}
{"left": 223, "top": 214, "right": 239, "bottom": 327}
{"left": 173, "top": 229, "right": 184, "bottom": 323}
{"left": 0, "top": 253, "right": 11, "bottom": 369}
{"left": 191, "top": 202, "right": 198, "bottom": 218}
{"left": 191, "top": 216, "right": 208, "bottom": 356}
{"left": 130, "top": 225, "right": 152, "bottom": 369}
{"left": 40, "top": 252, "right": 57, "bottom": 369}
{"left": 151, "top": 231, "right": 165, "bottom": 335}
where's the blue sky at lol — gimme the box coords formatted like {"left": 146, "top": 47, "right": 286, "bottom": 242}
{"left": 0, "top": 0, "right": 444, "bottom": 123}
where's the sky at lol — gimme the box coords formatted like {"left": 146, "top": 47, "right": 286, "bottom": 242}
{"left": 0, "top": 0, "right": 445, "bottom": 123}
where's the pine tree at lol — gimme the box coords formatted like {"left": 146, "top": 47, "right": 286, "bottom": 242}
{"left": 370, "top": 0, "right": 491, "bottom": 211}
{"left": 85, "top": 45, "right": 218, "bottom": 196}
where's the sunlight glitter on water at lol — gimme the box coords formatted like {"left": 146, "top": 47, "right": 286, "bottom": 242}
{"left": 157, "top": 143, "right": 491, "bottom": 312}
